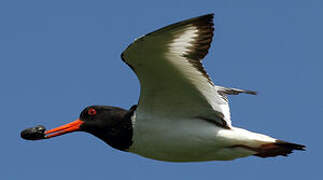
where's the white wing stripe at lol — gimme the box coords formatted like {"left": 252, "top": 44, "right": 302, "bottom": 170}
{"left": 169, "top": 27, "right": 199, "bottom": 55}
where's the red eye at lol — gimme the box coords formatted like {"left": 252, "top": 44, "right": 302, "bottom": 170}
{"left": 88, "top": 108, "right": 97, "bottom": 116}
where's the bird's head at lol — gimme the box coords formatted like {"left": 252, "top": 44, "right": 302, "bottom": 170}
{"left": 21, "top": 105, "right": 134, "bottom": 150}
{"left": 44, "top": 106, "right": 128, "bottom": 139}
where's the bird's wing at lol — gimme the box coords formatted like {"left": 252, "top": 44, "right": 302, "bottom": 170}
{"left": 121, "top": 14, "right": 253, "bottom": 128}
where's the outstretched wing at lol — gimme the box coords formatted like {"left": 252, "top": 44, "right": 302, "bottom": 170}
{"left": 122, "top": 14, "right": 231, "bottom": 127}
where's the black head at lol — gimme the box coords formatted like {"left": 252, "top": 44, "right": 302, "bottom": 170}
{"left": 43, "top": 105, "right": 135, "bottom": 151}
{"left": 79, "top": 105, "right": 128, "bottom": 131}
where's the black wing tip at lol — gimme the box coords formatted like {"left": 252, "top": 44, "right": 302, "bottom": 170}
{"left": 121, "top": 13, "right": 214, "bottom": 62}
{"left": 121, "top": 13, "right": 215, "bottom": 77}
{"left": 194, "top": 13, "right": 214, "bottom": 21}
{"left": 182, "top": 13, "right": 215, "bottom": 62}
{"left": 151, "top": 13, "right": 214, "bottom": 35}
{"left": 275, "top": 140, "right": 306, "bottom": 151}
{"left": 245, "top": 90, "right": 258, "bottom": 95}
{"left": 190, "top": 13, "right": 214, "bottom": 28}
{"left": 200, "top": 13, "right": 214, "bottom": 20}
{"left": 193, "top": 13, "right": 214, "bottom": 18}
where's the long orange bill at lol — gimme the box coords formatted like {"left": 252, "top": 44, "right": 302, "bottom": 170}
{"left": 45, "top": 119, "right": 84, "bottom": 138}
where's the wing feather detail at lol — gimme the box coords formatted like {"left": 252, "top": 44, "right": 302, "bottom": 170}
{"left": 121, "top": 14, "right": 232, "bottom": 127}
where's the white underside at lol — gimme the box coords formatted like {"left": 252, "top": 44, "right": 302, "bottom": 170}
{"left": 128, "top": 114, "right": 276, "bottom": 162}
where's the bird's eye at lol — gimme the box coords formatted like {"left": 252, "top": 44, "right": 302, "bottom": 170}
{"left": 88, "top": 108, "right": 97, "bottom": 116}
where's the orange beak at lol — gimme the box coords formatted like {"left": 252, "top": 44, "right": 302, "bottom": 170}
{"left": 45, "top": 119, "right": 84, "bottom": 139}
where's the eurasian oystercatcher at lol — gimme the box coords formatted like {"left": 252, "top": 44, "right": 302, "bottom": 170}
{"left": 21, "top": 14, "right": 305, "bottom": 162}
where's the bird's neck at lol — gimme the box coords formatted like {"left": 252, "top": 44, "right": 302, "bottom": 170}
{"left": 89, "top": 106, "right": 136, "bottom": 151}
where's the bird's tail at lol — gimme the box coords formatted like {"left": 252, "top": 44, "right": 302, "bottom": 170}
{"left": 227, "top": 128, "right": 305, "bottom": 158}
{"left": 253, "top": 140, "right": 305, "bottom": 158}
{"left": 225, "top": 127, "right": 305, "bottom": 158}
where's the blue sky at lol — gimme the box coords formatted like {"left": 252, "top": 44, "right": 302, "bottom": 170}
{"left": 1, "top": 0, "right": 321, "bottom": 179}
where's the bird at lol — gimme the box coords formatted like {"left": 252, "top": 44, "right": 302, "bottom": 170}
{"left": 22, "top": 13, "right": 305, "bottom": 162}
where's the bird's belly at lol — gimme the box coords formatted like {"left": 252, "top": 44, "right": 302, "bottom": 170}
{"left": 128, "top": 117, "right": 252, "bottom": 162}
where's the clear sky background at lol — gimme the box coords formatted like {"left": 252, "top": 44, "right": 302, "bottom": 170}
{"left": 1, "top": 0, "right": 321, "bottom": 179}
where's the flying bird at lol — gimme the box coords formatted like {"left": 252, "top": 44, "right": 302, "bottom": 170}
{"left": 21, "top": 14, "right": 305, "bottom": 162}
